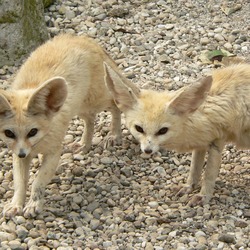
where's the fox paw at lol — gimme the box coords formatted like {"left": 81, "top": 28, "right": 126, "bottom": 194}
{"left": 187, "top": 194, "right": 209, "bottom": 207}
{"left": 68, "top": 141, "right": 91, "bottom": 154}
{"left": 23, "top": 199, "right": 44, "bottom": 218}
{"left": 3, "top": 203, "right": 23, "bottom": 218}
{"left": 103, "top": 133, "right": 122, "bottom": 149}
{"left": 175, "top": 184, "right": 194, "bottom": 197}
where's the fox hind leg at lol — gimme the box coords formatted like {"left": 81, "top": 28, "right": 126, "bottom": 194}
{"left": 188, "top": 140, "right": 224, "bottom": 206}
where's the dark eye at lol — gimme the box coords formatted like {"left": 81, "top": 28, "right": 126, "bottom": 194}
{"left": 135, "top": 125, "right": 144, "bottom": 133}
{"left": 4, "top": 130, "right": 16, "bottom": 139}
{"left": 156, "top": 127, "right": 168, "bottom": 135}
{"left": 27, "top": 128, "right": 38, "bottom": 138}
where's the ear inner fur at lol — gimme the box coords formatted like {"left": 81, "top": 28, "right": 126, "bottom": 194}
{"left": 169, "top": 75, "right": 213, "bottom": 115}
{"left": 104, "top": 62, "right": 140, "bottom": 112}
{"left": 27, "top": 77, "right": 68, "bottom": 115}
{"left": 0, "top": 93, "right": 13, "bottom": 117}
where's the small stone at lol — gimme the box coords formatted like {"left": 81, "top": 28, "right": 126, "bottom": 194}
{"left": 58, "top": 6, "right": 66, "bottom": 15}
{"left": 148, "top": 201, "right": 159, "bottom": 208}
{"left": 145, "top": 242, "right": 154, "bottom": 250}
{"left": 90, "top": 219, "right": 100, "bottom": 230}
{"left": 15, "top": 216, "right": 26, "bottom": 225}
{"left": 224, "top": 42, "right": 232, "bottom": 50}
{"left": 156, "top": 166, "right": 166, "bottom": 176}
{"left": 103, "top": 241, "right": 112, "bottom": 247}
{"left": 121, "top": 166, "right": 132, "bottom": 177}
{"left": 234, "top": 219, "right": 248, "bottom": 228}
{"left": 107, "top": 198, "right": 116, "bottom": 207}
{"left": 195, "top": 230, "right": 206, "bottom": 238}
{"left": 0, "top": 232, "right": 15, "bottom": 241}
{"left": 158, "top": 54, "right": 171, "bottom": 63}
{"left": 73, "top": 194, "right": 83, "bottom": 204}
{"left": 165, "top": 24, "right": 174, "bottom": 30}
{"left": 86, "top": 201, "right": 100, "bottom": 212}
{"left": 200, "top": 37, "right": 210, "bottom": 45}
{"left": 64, "top": 134, "right": 74, "bottom": 144}
{"left": 124, "top": 213, "right": 136, "bottom": 222}
{"left": 73, "top": 154, "right": 84, "bottom": 161}
{"left": 108, "top": 8, "right": 129, "bottom": 18}
{"left": 218, "top": 233, "right": 236, "bottom": 244}
{"left": 72, "top": 166, "right": 83, "bottom": 176}
{"left": 100, "top": 157, "right": 113, "bottom": 164}
{"left": 8, "top": 240, "right": 22, "bottom": 249}
{"left": 16, "top": 225, "right": 29, "bottom": 240}
{"left": 214, "top": 34, "right": 225, "bottom": 42}
{"left": 169, "top": 231, "right": 177, "bottom": 237}
{"left": 243, "top": 209, "right": 250, "bottom": 218}
{"left": 65, "top": 10, "right": 75, "bottom": 19}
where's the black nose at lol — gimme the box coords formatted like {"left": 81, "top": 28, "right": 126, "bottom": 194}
{"left": 144, "top": 149, "right": 153, "bottom": 154}
{"left": 18, "top": 152, "right": 26, "bottom": 158}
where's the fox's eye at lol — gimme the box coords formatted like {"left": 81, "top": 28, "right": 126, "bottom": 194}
{"left": 27, "top": 128, "right": 38, "bottom": 138}
{"left": 4, "top": 130, "right": 16, "bottom": 139}
{"left": 156, "top": 127, "right": 168, "bottom": 135}
{"left": 135, "top": 125, "right": 144, "bottom": 133}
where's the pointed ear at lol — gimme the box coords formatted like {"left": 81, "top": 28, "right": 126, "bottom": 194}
{"left": 104, "top": 62, "right": 140, "bottom": 112}
{"left": 0, "top": 91, "right": 13, "bottom": 117}
{"left": 27, "top": 77, "right": 68, "bottom": 116}
{"left": 168, "top": 76, "right": 212, "bottom": 115}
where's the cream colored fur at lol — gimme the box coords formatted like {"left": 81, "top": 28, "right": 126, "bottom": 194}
{"left": 0, "top": 34, "right": 122, "bottom": 218}
{"left": 104, "top": 63, "right": 250, "bottom": 206}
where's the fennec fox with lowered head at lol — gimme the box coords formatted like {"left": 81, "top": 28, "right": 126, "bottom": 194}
{"left": 104, "top": 62, "right": 250, "bottom": 206}
{"left": 0, "top": 34, "right": 122, "bottom": 218}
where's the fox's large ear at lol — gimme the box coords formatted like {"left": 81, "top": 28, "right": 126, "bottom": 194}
{"left": 168, "top": 76, "right": 212, "bottom": 115}
{"left": 0, "top": 91, "right": 13, "bottom": 117}
{"left": 104, "top": 62, "right": 140, "bottom": 112}
{"left": 27, "top": 77, "right": 68, "bottom": 116}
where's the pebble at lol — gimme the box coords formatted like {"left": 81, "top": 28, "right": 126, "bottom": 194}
{"left": 214, "top": 34, "right": 225, "bottom": 42}
{"left": 148, "top": 201, "right": 159, "bottom": 208}
{"left": 218, "top": 234, "right": 236, "bottom": 244}
{"left": 200, "top": 37, "right": 210, "bottom": 45}
{"left": 100, "top": 156, "right": 113, "bottom": 164}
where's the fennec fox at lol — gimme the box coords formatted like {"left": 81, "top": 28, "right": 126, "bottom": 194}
{"left": 104, "top": 63, "right": 250, "bottom": 206}
{"left": 0, "top": 34, "right": 122, "bottom": 218}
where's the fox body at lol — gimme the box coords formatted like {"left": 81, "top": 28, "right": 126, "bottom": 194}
{"left": 0, "top": 34, "right": 122, "bottom": 218}
{"left": 104, "top": 63, "right": 250, "bottom": 206}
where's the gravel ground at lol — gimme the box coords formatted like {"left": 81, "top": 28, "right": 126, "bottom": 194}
{"left": 0, "top": 0, "right": 250, "bottom": 249}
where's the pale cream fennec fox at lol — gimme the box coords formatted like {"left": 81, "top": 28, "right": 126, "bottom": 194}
{"left": 104, "top": 63, "right": 250, "bottom": 206}
{"left": 0, "top": 34, "right": 122, "bottom": 218}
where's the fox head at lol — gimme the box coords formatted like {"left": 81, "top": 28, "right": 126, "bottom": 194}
{"left": 104, "top": 63, "right": 212, "bottom": 154}
{"left": 0, "top": 77, "right": 68, "bottom": 158}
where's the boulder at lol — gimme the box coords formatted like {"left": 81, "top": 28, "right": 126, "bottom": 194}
{"left": 0, "top": 0, "right": 49, "bottom": 67}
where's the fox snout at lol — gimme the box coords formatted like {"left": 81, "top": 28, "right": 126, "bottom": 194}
{"left": 144, "top": 148, "right": 153, "bottom": 154}
{"left": 18, "top": 149, "right": 27, "bottom": 158}
{"left": 13, "top": 142, "right": 31, "bottom": 159}
{"left": 140, "top": 138, "right": 159, "bottom": 155}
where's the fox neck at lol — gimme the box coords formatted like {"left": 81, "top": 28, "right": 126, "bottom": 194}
{"left": 169, "top": 97, "right": 230, "bottom": 152}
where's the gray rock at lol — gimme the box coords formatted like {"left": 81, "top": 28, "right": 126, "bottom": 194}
{"left": 218, "top": 233, "right": 236, "bottom": 244}
{"left": 0, "top": 0, "right": 48, "bottom": 67}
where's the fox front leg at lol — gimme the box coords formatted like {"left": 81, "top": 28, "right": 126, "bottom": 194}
{"left": 176, "top": 149, "right": 206, "bottom": 196}
{"left": 103, "top": 105, "right": 122, "bottom": 148}
{"left": 23, "top": 151, "right": 61, "bottom": 218}
{"left": 3, "top": 155, "right": 31, "bottom": 218}
{"left": 188, "top": 140, "right": 224, "bottom": 206}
